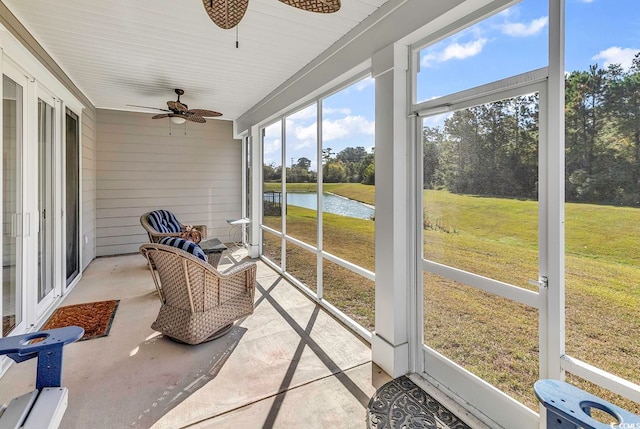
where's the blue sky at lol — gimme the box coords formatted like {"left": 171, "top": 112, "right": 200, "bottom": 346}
{"left": 264, "top": 0, "right": 639, "bottom": 169}
{"left": 263, "top": 78, "right": 375, "bottom": 170}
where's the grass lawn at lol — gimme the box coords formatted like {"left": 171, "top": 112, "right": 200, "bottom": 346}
{"left": 260, "top": 183, "right": 640, "bottom": 413}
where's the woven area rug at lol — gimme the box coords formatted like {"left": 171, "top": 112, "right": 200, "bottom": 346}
{"left": 367, "top": 376, "right": 471, "bottom": 429}
{"left": 42, "top": 300, "right": 119, "bottom": 341}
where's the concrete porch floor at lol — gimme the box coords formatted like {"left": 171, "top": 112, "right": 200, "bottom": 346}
{"left": 0, "top": 249, "right": 391, "bottom": 428}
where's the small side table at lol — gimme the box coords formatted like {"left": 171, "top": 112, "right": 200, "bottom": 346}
{"left": 226, "top": 218, "right": 250, "bottom": 247}
{"left": 199, "top": 237, "right": 227, "bottom": 268}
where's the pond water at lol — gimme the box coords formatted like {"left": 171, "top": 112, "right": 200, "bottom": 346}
{"left": 286, "top": 192, "right": 375, "bottom": 220}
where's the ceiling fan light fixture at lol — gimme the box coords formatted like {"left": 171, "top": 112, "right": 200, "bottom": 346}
{"left": 135, "top": 89, "right": 222, "bottom": 123}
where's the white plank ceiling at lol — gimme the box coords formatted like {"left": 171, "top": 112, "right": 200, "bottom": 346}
{"left": 3, "top": 0, "right": 388, "bottom": 120}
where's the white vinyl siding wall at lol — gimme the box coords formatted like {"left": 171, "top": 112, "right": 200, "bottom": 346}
{"left": 95, "top": 109, "right": 242, "bottom": 256}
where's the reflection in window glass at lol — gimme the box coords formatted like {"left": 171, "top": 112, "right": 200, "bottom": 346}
{"left": 323, "top": 259, "right": 374, "bottom": 331}
{"left": 262, "top": 121, "right": 282, "bottom": 232}
{"left": 422, "top": 94, "right": 539, "bottom": 290}
{"left": 564, "top": 0, "right": 640, "bottom": 409}
{"left": 285, "top": 105, "right": 318, "bottom": 246}
{"left": 322, "top": 77, "right": 375, "bottom": 268}
{"left": 416, "top": 0, "right": 548, "bottom": 103}
{"left": 424, "top": 273, "right": 539, "bottom": 410}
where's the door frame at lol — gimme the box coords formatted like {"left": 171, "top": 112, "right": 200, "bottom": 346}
{"left": 1, "top": 59, "right": 30, "bottom": 337}
{"left": 33, "top": 88, "right": 60, "bottom": 319}
{"left": 62, "top": 107, "right": 81, "bottom": 293}
{"left": 412, "top": 74, "right": 549, "bottom": 429}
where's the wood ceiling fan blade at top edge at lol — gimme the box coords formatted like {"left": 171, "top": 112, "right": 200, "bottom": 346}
{"left": 202, "top": 0, "right": 249, "bottom": 29}
{"left": 278, "top": 0, "right": 340, "bottom": 13}
{"left": 188, "top": 109, "right": 223, "bottom": 117}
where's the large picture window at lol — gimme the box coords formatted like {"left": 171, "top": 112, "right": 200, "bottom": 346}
{"left": 259, "top": 76, "right": 376, "bottom": 335}
{"left": 414, "top": 0, "right": 640, "bottom": 424}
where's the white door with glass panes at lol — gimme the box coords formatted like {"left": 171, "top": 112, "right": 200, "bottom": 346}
{"left": 35, "top": 92, "right": 59, "bottom": 318}
{"left": 2, "top": 66, "right": 28, "bottom": 337}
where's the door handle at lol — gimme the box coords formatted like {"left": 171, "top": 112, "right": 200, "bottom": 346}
{"left": 24, "top": 212, "right": 30, "bottom": 237}
{"left": 528, "top": 277, "right": 548, "bottom": 289}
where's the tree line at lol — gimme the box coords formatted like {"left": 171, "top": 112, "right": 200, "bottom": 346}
{"left": 423, "top": 55, "right": 640, "bottom": 207}
{"left": 263, "top": 145, "right": 375, "bottom": 185}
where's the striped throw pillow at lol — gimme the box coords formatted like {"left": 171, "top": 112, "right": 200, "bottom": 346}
{"left": 147, "top": 210, "right": 182, "bottom": 234}
{"left": 159, "top": 237, "right": 207, "bottom": 262}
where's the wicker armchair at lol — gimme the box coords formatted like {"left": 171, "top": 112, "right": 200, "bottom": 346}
{"left": 140, "top": 210, "right": 207, "bottom": 243}
{"left": 139, "top": 243, "right": 256, "bottom": 344}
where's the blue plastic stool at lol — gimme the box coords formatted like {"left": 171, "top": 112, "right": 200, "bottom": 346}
{"left": 0, "top": 326, "right": 84, "bottom": 390}
{"left": 535, "top": 379, "right": 640, "bottom": 429}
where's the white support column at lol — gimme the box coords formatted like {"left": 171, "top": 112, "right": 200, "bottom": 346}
{"left": 371, "top": 43, "right": 410, "bottom": 378}
{"left": 545, "top": 0, "right": 566, "bottom": 381}
{"left": 248, "top": 125, "right": 262, "bottom": 258}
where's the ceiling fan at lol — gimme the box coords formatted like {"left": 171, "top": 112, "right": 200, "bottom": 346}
{"left": 128, "top": 89, "right": 222, "bottom": 124}
{"left": 203, "top": 0, "right": 341, "bottom": 30}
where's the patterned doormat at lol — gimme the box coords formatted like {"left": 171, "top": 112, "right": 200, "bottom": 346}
{"left": 42, "top": 300, "right": 119, "bottom": 341}
{"left": 367, "top": 376, "right": 471, "bottom": 429}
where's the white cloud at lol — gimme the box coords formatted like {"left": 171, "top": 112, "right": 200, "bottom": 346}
{"left": 578, "top": 0, "right": 594, "bottom": 3}
{"left": 423, "top": 112, "right": 453, "bottom": 129}
{"left": 593, "top": 47, "right": 640, "bottom": 69}
{"left": 293, "top": 115, "right": 374, "bottom": 141}
{"left": 294, "top": 122, "right": 317, "bottom": 141}
{"left": 356, "top": 77, "right": 374, "bottom": 91}
{"left": 263, "top": 138, "right": 281, "bottom": 156}
{"left": 322, "top": 115, "right": 375, "bottom": 141}
{"left": 323, "top": 107, "right": 351, "bottom": 116}
{"left": 497, "top": 8, "right": 514, "bottom": 18}
{"left": 499, "top": 16, "right": 548, "bottom": 37}
{"left": 287, "top": 105, "right": 316, "bottom": 120}
{"left": 294, "top": 140, "right": 313, "bottom": 150}
{"left": 421, "top": 38, "right": 488, "bottom": 67}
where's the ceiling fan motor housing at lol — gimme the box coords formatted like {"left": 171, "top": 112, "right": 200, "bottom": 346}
{"left": 139, "top": 89, "right": 222, "bottom": 123}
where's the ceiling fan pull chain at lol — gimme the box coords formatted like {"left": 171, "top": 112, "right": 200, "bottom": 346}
{"left": 236, "top": 25, "right": 239, "bottom": 49}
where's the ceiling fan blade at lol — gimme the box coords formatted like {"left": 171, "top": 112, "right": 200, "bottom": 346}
{"left": 184, "top": 114, "right": 206, "bottom": 123}
{"left": 152, "top": 114, "right": 171, "bottom": 119}
{"left": 127, "top": 104, "right": 171, "bottom": 112}
{"left": 202, "top": 0, "right": 248, "bottom": 29}
{"left": 187, "top": 109, "right": 222, "bottom": 117}
{"left": 278, "top": 0, "right": 340, "bottom": 13}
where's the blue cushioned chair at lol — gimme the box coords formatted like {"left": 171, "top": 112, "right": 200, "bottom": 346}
{"left": 139, "top": 243, "right": 257, "bottom": 344}
{"left": 140, "top": 210, "right": 207, "bottom": 243}
{"left": 158, "top": 237, "right": 207, "bottom": 262}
